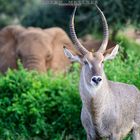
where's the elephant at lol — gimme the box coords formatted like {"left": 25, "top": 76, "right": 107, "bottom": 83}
{"left": 0, "top": 25, "right": 115, "bottom": 73}
{"left": 0, "top": 25, "right": 78, "bottom": 73}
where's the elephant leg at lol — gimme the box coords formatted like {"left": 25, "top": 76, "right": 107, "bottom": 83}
{"left": 81, "top": 106, "right": 96, "bottom": 140}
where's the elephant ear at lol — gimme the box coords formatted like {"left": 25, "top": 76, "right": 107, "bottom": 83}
{"left": 0, "top": 25, "right": 25, "bottom": 47}
{"left": 6, "top": 25, "right": 25, "bottom": 41}
{"left": 0, "top": 25, "right": 25, "bottom": 73}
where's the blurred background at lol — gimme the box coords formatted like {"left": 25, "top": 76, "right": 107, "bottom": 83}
{"left": 0, "top": 0, "right": 140, "bottom": 140}
{"left": 0, "top": 0, "right": 140, "bottom": 36}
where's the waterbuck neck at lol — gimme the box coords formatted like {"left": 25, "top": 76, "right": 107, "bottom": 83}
{"left": 79, "top": 66, "right": 113, "bottom": 112}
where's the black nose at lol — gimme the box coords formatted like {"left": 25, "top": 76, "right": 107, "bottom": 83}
{"left": 92, "top": 76, "right": 102, "bottom": 85}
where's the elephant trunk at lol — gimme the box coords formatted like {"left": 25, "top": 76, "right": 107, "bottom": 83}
{"left": 22, "top": 55, "right": 46, "bottom": 72}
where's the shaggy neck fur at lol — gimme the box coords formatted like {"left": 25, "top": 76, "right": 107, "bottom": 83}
{"left": 80, "top": 66, "right": 115, "bottom": 116}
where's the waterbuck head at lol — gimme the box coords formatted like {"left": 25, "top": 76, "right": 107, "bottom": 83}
{"left": 64, "top": 4, "right": 119, "bottom": 89}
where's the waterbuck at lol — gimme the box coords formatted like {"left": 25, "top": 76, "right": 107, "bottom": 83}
{"left": 63, "top": 4, "right": 140, "bottom": 140}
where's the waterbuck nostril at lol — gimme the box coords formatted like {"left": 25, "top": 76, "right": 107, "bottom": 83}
{"left": 91, "top": 76, "right": 102, "bottom": 85}
{"left": 92, "top": 77, "right": 97, "bottom": 83}
{"left": 97, "top": 77, "right": 102, "bottom": 82}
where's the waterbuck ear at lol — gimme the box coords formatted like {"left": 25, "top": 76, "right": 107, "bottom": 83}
{"left": 103, "top": 45, "right": 119, "bottom": 61}
{"left": 63, "top": 47, "right": 81, "bottom": 63}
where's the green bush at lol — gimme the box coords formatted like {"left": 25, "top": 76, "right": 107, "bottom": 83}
{"left": 0, "top": 37, "right": 140, "bottom": 140}
{"left": 0, "top": 63, "right": 85, "bottom": 140}
{"left": 105, "top": 35, "right": 140, "bottom": 88}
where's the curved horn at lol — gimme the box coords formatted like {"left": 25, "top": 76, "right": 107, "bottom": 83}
{"left": 70, "top": 6, "right": 89, "bottom": 56}
{"left": 95, "top": 4, "right": 109, "bottom": 53}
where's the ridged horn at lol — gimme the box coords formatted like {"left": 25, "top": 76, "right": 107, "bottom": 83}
{"left": 95, "top": 4, "right": 109, "bottom": 53}
{"left": 70, "top": 6, "right": 89, "bottom": 56}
